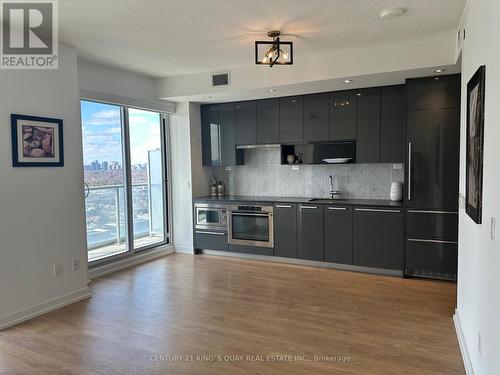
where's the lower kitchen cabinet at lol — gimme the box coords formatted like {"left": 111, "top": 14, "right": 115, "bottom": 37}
{"left": 324, "top": 205, "right": 353, "bottom": 264}
{"left": 405, "top": 238, "right": 458, "bottom": 280}
{"left": 194, "top": 231, "right": 228, "bottom": 252}
{"left": 274, "top": 203, "right": 297, "bottom": 258}
{"left": 353, "top": 207, "right": 403, "bottom": 270}
{"left": 297, "top": 204, "right": 324, "bottom": 261}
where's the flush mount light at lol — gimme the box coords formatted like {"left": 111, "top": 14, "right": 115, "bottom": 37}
{"left": 255, "top": 31, "right": 293, "bottom": 67}
{"left": 380, "top": 7, "right": 407, "bottom": 19}
{"left": 434, "top": 68, "right": 447, "bottom": 73}
{"left": 268, "top": 88, "right": 277, "bottom": 92}
{"left": 343, "top": 79, "right": 353, "bottom": 83}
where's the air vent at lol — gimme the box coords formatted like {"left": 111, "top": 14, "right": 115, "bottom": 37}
{"left": 212, "top": 73, "right": 229, "bottom": 87}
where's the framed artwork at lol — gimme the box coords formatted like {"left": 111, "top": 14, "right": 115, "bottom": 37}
{"left": 11, "top": 114, "right": 64, "bottom": 167}
{"left": 466, "top": 65, "right": 486, "bottom": 224}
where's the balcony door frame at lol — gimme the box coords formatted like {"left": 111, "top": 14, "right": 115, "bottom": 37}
{"left": 82, "top": 98, "right": 172, "bottom": 267}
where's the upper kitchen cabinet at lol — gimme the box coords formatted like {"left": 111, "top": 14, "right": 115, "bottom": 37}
{"left": 279, "top": 96, "right": 303, "bottom": 143}
{"left": 201, "top": 104, "right": 221, "bottom": 166}
{"left": 201, "top": 103, "right": 243, "bottom": 167}
{"left": 406, "top": 74, "right": 461, "bottom": 111}
{"left": 356, "top": 88, "right": 381, "bottom": 163}
{"left": 303, "top": 93, "right": 329, "bottom": 142}
{"left": 380, "top": 85, "right": 405, "bottom": 163}
{"left": 234, "top": 101, "right": 256, "bottom": 145}
{"left": 330, "top": 90, "right": 357, "bottom": 141}
{"left": 218, "top": 103, "right": 237, "bottom": 166}
{"left": 256, "top": 98, "right": 279, "bottom": 144}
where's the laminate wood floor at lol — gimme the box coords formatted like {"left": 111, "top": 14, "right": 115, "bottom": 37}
{"left": 0, "top": 254, "right": 464, "bottom": 375}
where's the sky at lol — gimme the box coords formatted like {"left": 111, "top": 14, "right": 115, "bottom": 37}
{"left": 81, "top": 101, "right": 161, "bottom": 166}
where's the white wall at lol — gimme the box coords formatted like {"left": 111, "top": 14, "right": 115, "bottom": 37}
{"left": 189, "top": 102, "right": 210, "bottom": 198}
{"left": 0, "top": 44, "right": 89, "bottom": 327}
{"left": 78, "top": 60, "right": 175, "bottom": 113}
{"left": 456, "top": 0, "right": 500, "bottom": 373}
{"left": 170, "top": 102, "right": 194, "bottom": 252}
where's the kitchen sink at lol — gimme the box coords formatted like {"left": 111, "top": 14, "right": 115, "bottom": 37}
{"left": 308, "top": 198, "right": 348, "bottom": 203}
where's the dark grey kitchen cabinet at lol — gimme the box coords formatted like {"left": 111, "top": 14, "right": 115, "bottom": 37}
{"left": 406, "top": 75, "right": 461, "bottom": 111}
{"left": 303, "top": 93, "right": 329, "bottom": 142}
{"left": 297, "top": 204, "right": 324, "bottom": 261}
{"left": 330, "top": 90, "right": 357, "bottom": 140}
{"left": 356, "top": 88, "right": 381, "bottom": 163}
{"left": 194, "top": 231, "right": 228, "bottom": 252}
{"left": 406, "top": 108, "right": 460, "bottom": 210}
{"left": 380, "top": 85, "right": 405, "bottom": 163}
{"left": 273, "top": 203, "right": 297, "bottom": 258}
{"left": 201, "top": 104, "right": 221, "bottom": 166}
{"left": 235, "top": 101, "right": 256, "bottom": 145}
{"left": 256, "top": 98, "right": 279, "bottom": 144}
{"left": 219, "top": 103, "right": 237, "bottom": 166}
{"left": 279, "top": 96, "right": 303, "bottom": 143}
{"left": 353, "top": 207, "right": 403, "bottom": 270}
{"left": 324, "top": 205, "right": 353, "bottom": 264}
{"left": 405, "top": 239, "right": 458, "bottom": 279}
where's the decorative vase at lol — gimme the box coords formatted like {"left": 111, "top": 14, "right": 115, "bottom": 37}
{"left": 390, "top": 182, "right": 403, "bottom": 201}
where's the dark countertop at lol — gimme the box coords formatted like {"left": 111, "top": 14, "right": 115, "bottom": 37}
{"left": 193, "top": 195, "right": 404, "bottom": 208}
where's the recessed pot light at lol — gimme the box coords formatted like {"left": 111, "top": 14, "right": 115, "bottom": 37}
{"left": 434, "top": 68, "right": 447, "bottom": 73}
{"left": 380, "top": 7, "right": 407, "bottom": 19}
{"left": 343, "top": 79, "right": 353, "bottom": 84}
{"left": 268, "top": 88, "right": 277, "bottom": 92}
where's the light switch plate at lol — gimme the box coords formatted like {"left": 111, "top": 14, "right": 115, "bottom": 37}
{"left": 54, "top": 263, "right": 63, "bottom": 277}
{"left": 459, "top": 194, "right": 466, "bottom": 209}
{"left": 491, "top": 217, "right": 496, "bottom": 241}
{"left": 72, "top": 259, "right": 81, "bottom": 271}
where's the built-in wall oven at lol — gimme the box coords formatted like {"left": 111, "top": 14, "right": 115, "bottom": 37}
{"left": 228, "top": 205, "right": 274, "bottom": 248}
{"left": 194, "top": 203, "right": 228, "bottom": 232}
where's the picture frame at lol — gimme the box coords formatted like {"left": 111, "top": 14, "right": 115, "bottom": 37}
{"left": 11, "top": 114, "right": 64, "bottom": 167}
{"left": 466, "top": 65, "right": 486, "bottom": 224}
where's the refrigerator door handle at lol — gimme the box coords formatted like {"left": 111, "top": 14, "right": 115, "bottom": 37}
{"left": 408, "top": 142, "right": 412, "bottom": 201}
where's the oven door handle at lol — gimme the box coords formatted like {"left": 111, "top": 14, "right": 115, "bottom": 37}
{"left": 230, "top": 212, "right": 271, "bottom": 217}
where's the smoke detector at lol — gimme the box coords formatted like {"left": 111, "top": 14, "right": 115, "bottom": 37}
{"left": 380, "top": 7, "right": 407, "bottom": 19}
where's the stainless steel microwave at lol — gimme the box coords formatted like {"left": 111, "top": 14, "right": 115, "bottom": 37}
{"left": 194, "top": 203, "right": 228, "bottom": 231}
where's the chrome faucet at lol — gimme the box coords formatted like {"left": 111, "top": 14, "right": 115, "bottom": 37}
{"left": 329, "top": 175, "right": 341, "bottom": 199}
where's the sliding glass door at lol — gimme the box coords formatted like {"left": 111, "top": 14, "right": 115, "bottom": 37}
{"left": 81, "top": 101, "right": 169, "bottom": 263}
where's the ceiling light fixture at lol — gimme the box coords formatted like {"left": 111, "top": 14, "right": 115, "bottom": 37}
{"left": 203, "top": 96, "right": 213, "bottom": 99}
{"left": 268, "top": 89, "right": 277, "bottom": 92}
{"left": 343, "top": 79, "right": 353, "bottom": 83}
{"left": 255, "top": 31, "right": 293, "bottom": 67}
{"left": 434, "top": 68, "right": 447, "bottom": 73}
{"left": 380, "top": 7, "right": 407, "bottom": 20}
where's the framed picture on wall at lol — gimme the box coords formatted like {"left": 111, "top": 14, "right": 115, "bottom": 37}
{"left": 466, "top": 65, "right": 486, "bottom": 224}
{"left": 11, "top": 114, "right": 64, "bottom": 167}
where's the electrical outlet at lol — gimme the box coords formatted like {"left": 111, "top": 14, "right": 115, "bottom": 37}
{"left": 54, "top": 263, "right": 63, "bottom": 277}
{"left": 478, "top": 332, "right": 482, "bottom": 356}
{"left": 292, "top": 165, "right": 300, "bottom": 171}
{"left": 392, "top": 163, "right": 403, "bottom": 170}
{"left": 491, "top": 217, "right": 496, "bottom": 241}
{"left": 72, "top": 259, "right": 81, "bottom": 271}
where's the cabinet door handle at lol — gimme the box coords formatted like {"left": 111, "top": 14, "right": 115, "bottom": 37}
{"left": 276, "top": 205, "right": 292, "bottom": 208}
{"left": 407, "top": 210, "right": 458, "bottom": 215}
{"left": 328, "top": 207, "right": 347, "bottom": 211}
{"left": 300, "top": 205, "right": 318, "bottom": 210}
{"left": 408, "top": 142, "right": 412, "bottom": 200}
{"left": 408, "top": 238, "right": 458, "bottom": 245}
{"left": 355, "top": 208, "right": 401, "bottom": 213}
{"left": 196, "top": 231, "right": 226, "bottom": 236}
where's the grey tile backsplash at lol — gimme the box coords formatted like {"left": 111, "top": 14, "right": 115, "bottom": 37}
{"left": 211, "top": 148, "right": 404, "bottom": 199}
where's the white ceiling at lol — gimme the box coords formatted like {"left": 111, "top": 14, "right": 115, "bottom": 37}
{"left": 59, "top": 0, "right": 466, "bottom": 78}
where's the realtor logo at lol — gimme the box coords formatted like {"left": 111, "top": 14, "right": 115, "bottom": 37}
{"left": 1, "top": 0, "right": 58, "bottom": 69}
